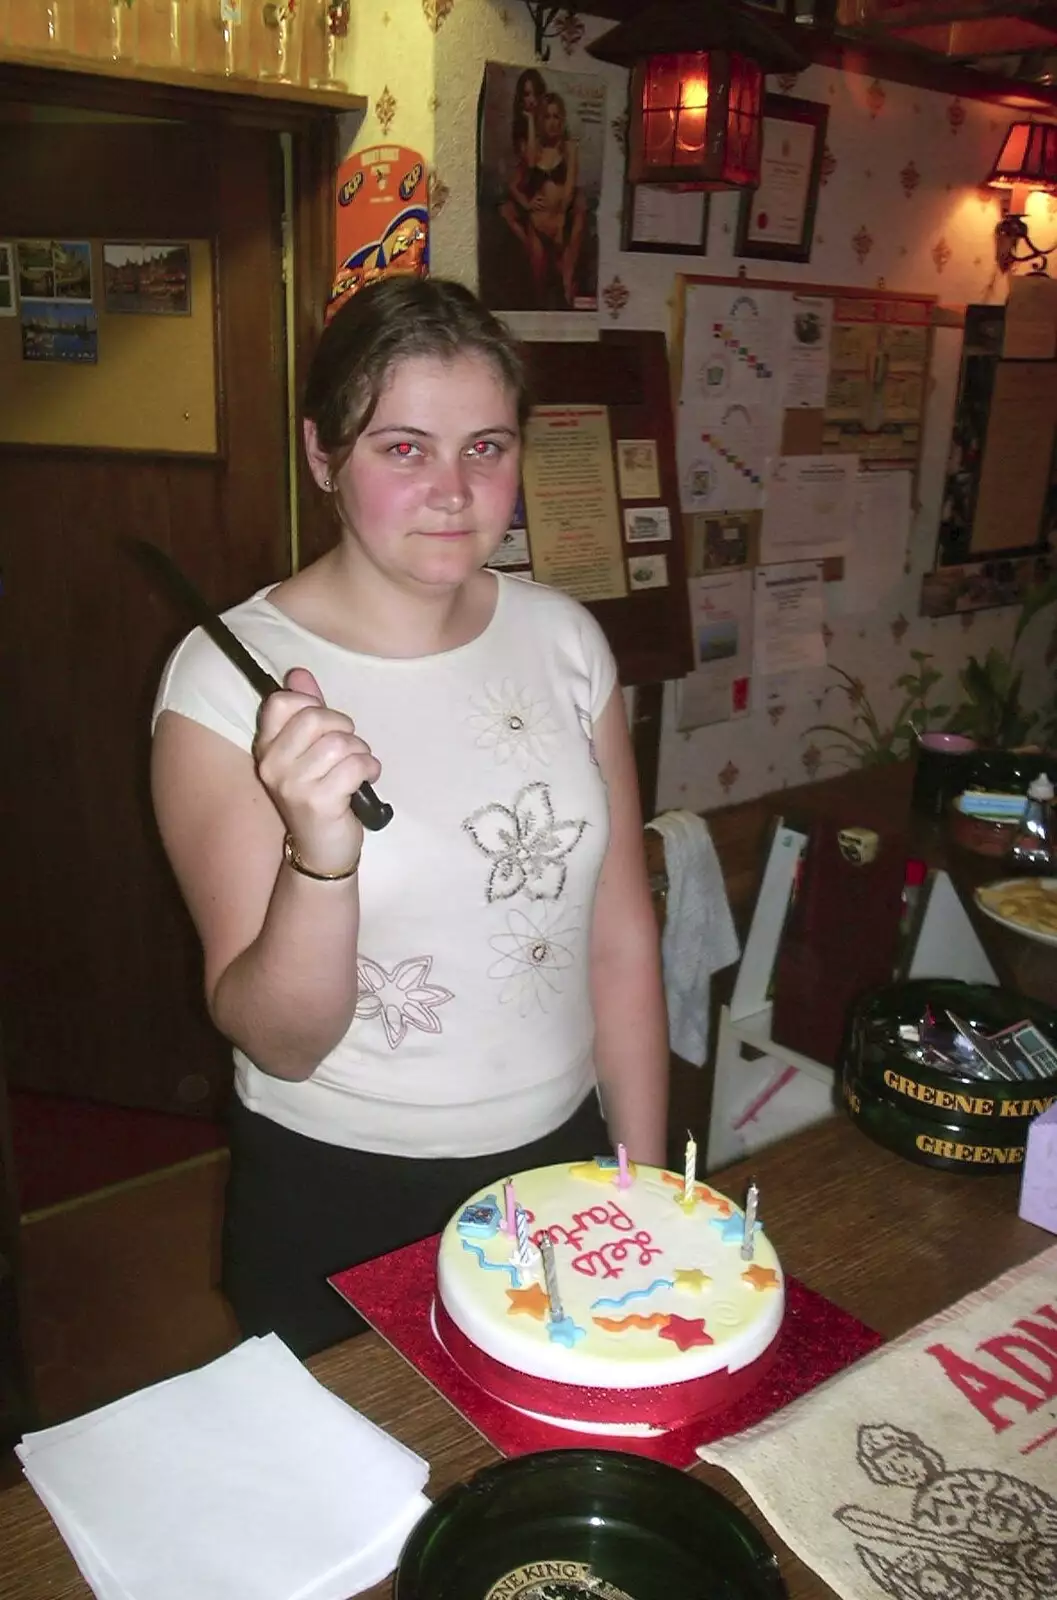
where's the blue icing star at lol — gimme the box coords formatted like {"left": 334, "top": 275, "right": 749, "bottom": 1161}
{"left": 710, "top": 1214, "right": 762, "bottom": 1246}
{"left": 457, "top": 1194, "right": 501, "bottom": 1240}
{"left": 548, "top": 1314, "right": 586, "bottom": 1348}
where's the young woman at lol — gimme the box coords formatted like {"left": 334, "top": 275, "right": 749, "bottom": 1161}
{"left": 151, "top": 277, "right": 668, "bottom": 1356}
{"left": 498, "top": 67, "right": 546, "bottom": 264}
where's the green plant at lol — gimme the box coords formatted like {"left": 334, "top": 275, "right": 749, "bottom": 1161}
{"left": 806, "top": 650, "right": 949, "bottom": 769}
{"left": 947, "top": 575, "right": 1057, "bottom": 748}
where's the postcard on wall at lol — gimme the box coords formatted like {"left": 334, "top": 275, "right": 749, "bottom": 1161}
{"left": 759, "top": 454, "right": 857, "bottom": 564}
{"left": 616, "top": 438, "right": 661, "bottom": 500}
{"left": 624, "top": 505, "right": 672, "bottom": 544}
{"left": 628, "top": 553, "right": 669, "bottom": 591}
{"left": 103, "top": 243, "right": 192, "bottom": 315}
{"left": 0, "top": 244, "right": 15, "bottom": 316}
{"left": 687, "top": 511, "right": 759, "bottom": 575}
{"left": 522, "top": 404, "right": 628, "bottom": 602}
{"left": 17, "top": 239, "right": 93, "bottom": 303}
{"left": 488, "top": 525, "right": 531, "bottom": 570}
{"left": 21, "top": 302, "right": 98, "bottom": 363}
{"left": 676, "top": 569, "right": 753, "bottom": 730}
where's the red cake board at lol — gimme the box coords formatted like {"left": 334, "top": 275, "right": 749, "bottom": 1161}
{"left": 329, "top": 1235, "right": 884, "bottom": 1471}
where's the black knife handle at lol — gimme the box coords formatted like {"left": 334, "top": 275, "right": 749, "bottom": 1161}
{"left": 128, "top": 538, "right": 395, "bottom": 831}
{"left": 351, "top": 782, "right": 394, "bottom": 832}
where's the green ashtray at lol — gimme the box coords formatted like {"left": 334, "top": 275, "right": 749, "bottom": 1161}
{"left": 395, "top": 1449, "right": 787, "bottom": 1600}
{"left": 846, "top": 980, "right": 1057, "bottom": 1130}
{"left": 842, "top": 1066, "right": 1029, "bottom": 1173}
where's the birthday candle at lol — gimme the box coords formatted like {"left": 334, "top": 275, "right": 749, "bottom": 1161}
{"left": 514, "top": 1203, "right": 530, "bottom": 1265}
{"left": 541, "top": 1238, "right": 563, "bottom": 1319}
{"left": 503, "top": 1179, "right": 516, "bottom": 1235}
{"left": 617, "top": 1142, "right": 631, "bottom": 1189}
{"left": 683, "top": 1131, "right": 697, "bottom": 1203}
{"left": 741, "top": 1180, "right": 759, "bottom": 1260}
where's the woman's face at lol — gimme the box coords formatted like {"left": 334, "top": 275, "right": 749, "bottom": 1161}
{"left": 326, "top": 352, "right": 521, "bottom": 595}
{"left": 520, "top": 78, "right": 540, "bottom": 117}
{"left": 542, "top": 101, "right": 564, "bottom": 145}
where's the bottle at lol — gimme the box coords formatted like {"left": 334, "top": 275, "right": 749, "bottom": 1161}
{"left": 1009, "top": 772, "right": 1055, "bottom": 875}
{"left": 894, "top": 858, "right": 928, "bottom": 980}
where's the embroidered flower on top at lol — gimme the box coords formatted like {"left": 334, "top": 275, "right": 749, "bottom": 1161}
{"left": 467, "top": 679, "right": 559, "bottom": 768}
{"left": 487, "top": 903, "right": 581, "bottom": 1016}
{"left": 463, "top": 780, "right": 587, "bottom": 902}
{"left": 354, "top": 954, "right": 454, "bottom": 1050}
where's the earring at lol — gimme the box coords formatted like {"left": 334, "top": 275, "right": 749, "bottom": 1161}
{"left": 322, "top": 475, "right": 332, "bottom": 492}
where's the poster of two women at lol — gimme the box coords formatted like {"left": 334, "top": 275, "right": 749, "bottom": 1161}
{"left": 477, "top": 61, "right": 606, "bottom": 315}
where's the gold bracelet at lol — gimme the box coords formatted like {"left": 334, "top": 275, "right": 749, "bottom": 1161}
{"left": 282, "top": 833, "right": 361, "bottom": 882}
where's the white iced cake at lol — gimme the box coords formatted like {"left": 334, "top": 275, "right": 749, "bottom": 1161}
{"left": 434, "top": 1156, "right": 784, "bottom": 1434}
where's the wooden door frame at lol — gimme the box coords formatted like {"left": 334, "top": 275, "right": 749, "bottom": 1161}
{"left": 0, "top": 59, "right": 344, "bottom": 567}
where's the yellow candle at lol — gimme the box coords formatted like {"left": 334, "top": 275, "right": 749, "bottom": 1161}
{"left": 683, "top": 1131, "right": 697, "bottom": 1204}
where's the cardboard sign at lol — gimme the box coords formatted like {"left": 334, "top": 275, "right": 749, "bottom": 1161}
{"left": 329, "top": 144, "right": 429, "bottom": 318}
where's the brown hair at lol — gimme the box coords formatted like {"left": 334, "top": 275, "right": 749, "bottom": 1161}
{"left": 303, "top": 277, "right": 529, "bottom": 467}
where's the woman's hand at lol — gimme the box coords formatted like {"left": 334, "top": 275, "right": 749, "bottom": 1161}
{"left": 254, "top": 667, "right": 381, "bottom": 877}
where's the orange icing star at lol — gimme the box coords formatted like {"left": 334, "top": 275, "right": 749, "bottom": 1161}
{"left": 660, "top": 1171, "right": 732, "bottom": 1215}
{"left": 673, "top": 1268, "right": 711, "bottom": 1293}
{"left": 505, "top": 1281, "right": 550, "bottom": 1320}
{"left": 592, "top": 1312, "right": 671, "bottom": 1333}
{"left": 741, "top": 1264, "right": 779, "bottom": 1292}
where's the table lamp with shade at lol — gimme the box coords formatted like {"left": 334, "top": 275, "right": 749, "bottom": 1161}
{"left": 986, "top": 120, "right": 1057, "bottom": 273}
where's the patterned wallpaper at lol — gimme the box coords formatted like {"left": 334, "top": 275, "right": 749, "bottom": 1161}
{"left": 339, "top": 3, "right": 1054, "bottom": 815}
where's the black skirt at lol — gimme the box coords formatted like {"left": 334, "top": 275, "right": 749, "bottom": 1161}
{"left": 222, "top": 1091, "right": 611, "bottom": 1358}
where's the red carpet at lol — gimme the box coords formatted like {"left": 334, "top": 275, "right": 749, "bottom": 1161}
{"left": 8, "top": 1091, "right": 227, "bottom": 1213}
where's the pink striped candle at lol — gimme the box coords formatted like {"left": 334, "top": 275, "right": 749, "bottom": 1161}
{"left": 503, "top": 1179, "right": 517, "bottom": 1235}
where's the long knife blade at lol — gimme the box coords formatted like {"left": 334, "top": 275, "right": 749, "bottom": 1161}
{"left": 129, "top": 538, "right": 393, "bottom": 832}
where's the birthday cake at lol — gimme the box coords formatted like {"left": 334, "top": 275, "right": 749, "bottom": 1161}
{"left": 434, "top": 1156, "right": 784, "bottom": 1436}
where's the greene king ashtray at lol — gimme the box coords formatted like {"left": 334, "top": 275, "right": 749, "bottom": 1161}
{"left": 395, "top": 1449, "right": 786, "bottom": 1600}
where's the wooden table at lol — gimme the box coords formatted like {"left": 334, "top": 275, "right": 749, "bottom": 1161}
{"left": 0, "top": 1118, "right": 1049, "bottom": 1600}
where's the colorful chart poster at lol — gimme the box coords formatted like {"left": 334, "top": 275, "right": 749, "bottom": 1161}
{"left": 329, "top": 145, "right": 429, "bottom": 319}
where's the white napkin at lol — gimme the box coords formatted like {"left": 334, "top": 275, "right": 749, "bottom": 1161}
{"left": 646, "top": 809, "right": 740, "bottom": 1066}
{"left": 17, "top": 1334, "right": 430, "bottom": 1600}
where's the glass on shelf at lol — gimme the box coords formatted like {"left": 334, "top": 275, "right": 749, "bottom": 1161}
{"left": 307, "top": 0, "right": 350, "bottom": 91}
{"left": 258, "top": 0, "right": 304, "bottom": 83}
{"left": 138, "top": 0, "right": 197, "bottom": 70}
{"left": 12, "top": 0, "right": 76, "bottom": 53}
{"left": 106, "top": 0, "right": 140, "bottom": 62}
{"left": 211, "top": 0, "right": 254, "bottom": 78}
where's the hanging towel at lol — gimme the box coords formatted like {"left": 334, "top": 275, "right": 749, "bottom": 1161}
{"left": 646, "top": 809, "right": 740, "bottom": 1067}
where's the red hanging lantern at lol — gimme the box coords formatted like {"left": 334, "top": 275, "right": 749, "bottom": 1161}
{"left": 588, "top": 0, "right": 803, "bottom": 192}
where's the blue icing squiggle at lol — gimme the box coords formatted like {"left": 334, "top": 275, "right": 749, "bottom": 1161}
{"left": 710, "top": 1214, "right": 761, "bottom": 1246}
{"left": 461, "top": 1238, "right": 520, "bottom": 1285}
{"left": 590, "top": 1278, "right": 674, "bottom": 1311}
{"left": 548, "top": 1314, "right": 586, "bottom": 1348}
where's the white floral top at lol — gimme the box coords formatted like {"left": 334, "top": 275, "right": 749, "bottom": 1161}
{"left": 153, "top": 573, "right": 617, "bottom": 1157}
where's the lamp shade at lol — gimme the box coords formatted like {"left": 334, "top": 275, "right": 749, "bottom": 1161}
{"left": 985, "top": 120, "right": 1057, "bottom": 194}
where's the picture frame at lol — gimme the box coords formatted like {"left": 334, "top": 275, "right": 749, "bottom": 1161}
{"left": 734, "top": 95, "right": 829, "bottom": 265}
{"left": 621, "top": 179, "right": 710, "bottom": 256}
{"left": 102, "top": 241, "right": 192, "bottom": 316}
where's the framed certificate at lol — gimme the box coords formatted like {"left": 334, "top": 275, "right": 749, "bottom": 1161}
{"left": 621, "top": 180, "right": 710, "bottom": 256}
{"left": 734, "top": 95, "right": 829, "bottom": 265}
